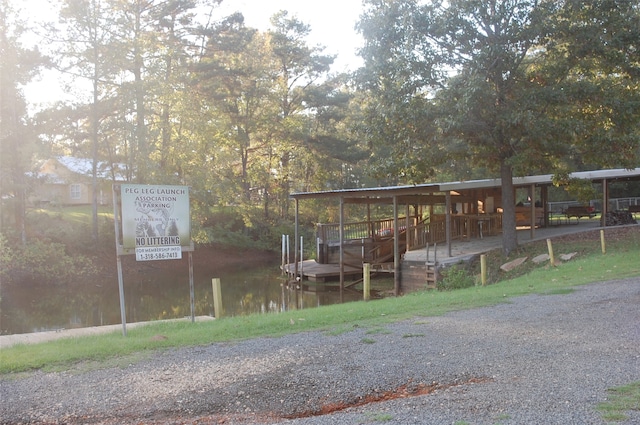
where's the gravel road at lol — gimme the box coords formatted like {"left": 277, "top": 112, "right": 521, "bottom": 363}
{"left": 2, "top": 278, "right": 639, "bottom": 425}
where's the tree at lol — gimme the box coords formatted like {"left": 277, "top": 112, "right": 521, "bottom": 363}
{"left": 53, "top": 0, "right": 119, "bottom": 242}
{"left": 296, "top": 74, "right": 368, "bottom": 192}
{"left": 194, "top": 13, "right": 277, "bottom": 206}
{"left": 107, "top": 0, "right": 205, "bottom": 183}
{"left": 355, "top": 0, "right": 443, "bottom": 185}
{"left": 267, "top": 11, "right": 335, "bottom": 218}
{"left": 358, "top": 0, "right": 640, "bottom": 254}
{"left": 194, "top": 11, "right": 341, "bottom": 222}
{"left": 0, "top": 0, "right": 44, "bottom": 244}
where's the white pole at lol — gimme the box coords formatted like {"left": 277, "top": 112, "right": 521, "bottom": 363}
{"left": 286, "top": 234, "right": 291, "bottom": 278}
{"left": 300, "top": 236, "right": 304, "bottom": 280}
{"left": 281, "top": 235, "right": 286, "bottom": 275}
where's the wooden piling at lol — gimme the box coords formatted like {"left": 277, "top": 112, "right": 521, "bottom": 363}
{"left": 363, "top": 263, "right": 371, "bottom": 301}
{"left": 480, "top": 254, "right": 487, "bottom": 286}
{"left": 600, "top": 229, "right": 606, "bottom": 254}
{"left": 546, "top": 239, "right": 555, "bottom": 267}
{"left": 212, "top": 278, "right": 223, "bottom": 318}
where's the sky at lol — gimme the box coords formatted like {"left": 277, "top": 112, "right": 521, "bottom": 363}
{"left": 216, "top": 0, "right": 365, "bottom": 72}
{"left": 20, "top": 0, "right": 365, "bottom": 109}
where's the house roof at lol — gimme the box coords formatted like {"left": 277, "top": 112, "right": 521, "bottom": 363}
{"left": 290, "top": 168, "right": 640, "bottom": 202}
{"left": 43, "top": 156, "right": 129, "bottom": 182}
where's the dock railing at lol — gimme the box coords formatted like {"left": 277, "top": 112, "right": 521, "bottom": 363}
{"left": 316, "top": 213, "right": 504, "bottom": 266}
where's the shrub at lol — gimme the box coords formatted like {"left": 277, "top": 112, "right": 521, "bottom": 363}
{"left": 437, "top": 263, "right": 475, "bottom": 291}
{"left": 2, "top": 237, "right": 99, "bottom": 287}
{"left": 0, "top": 233, "right": 15, "bottom": 283}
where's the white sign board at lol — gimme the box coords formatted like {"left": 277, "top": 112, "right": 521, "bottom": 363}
{"left": 120, "top": 184, "right": 191, "bottom": 259}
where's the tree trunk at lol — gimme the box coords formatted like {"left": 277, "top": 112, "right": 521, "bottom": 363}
{"left": 500, "top": 161, "right": 518, "bottom": 255}
{"left": 134, "top": 5, "right": 146, "bottom": 183}
{"left": 91, "top": 56, "right": 99, "bottom": 243}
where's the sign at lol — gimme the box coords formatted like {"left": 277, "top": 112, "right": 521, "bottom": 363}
{"left": 119, "top": 184, "right": 191, "bottom": 258}
{"left": 113, "top": 183, "right": 196, "bottom": 336}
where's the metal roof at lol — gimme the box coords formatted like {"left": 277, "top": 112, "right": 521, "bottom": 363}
{"left": 53, "top": 156, "right": 129, "bottom": 181}
{"left": 290, "top": 168, "right": 640, "bottom": 201}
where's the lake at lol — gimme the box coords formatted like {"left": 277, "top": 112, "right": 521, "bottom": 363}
{"left": 0, "top": 252, "right": 370, "bottom": 335}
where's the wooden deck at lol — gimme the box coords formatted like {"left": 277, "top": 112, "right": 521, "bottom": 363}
{"left": 284, "top": 260, "right": 363, "bottom": 282}
{"left": 286, "top": 220, "right": 609, "bottom": 287}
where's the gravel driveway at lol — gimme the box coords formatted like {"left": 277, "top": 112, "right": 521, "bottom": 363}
{"left": 2, "top": 278, "right": 639, "bottom": 425}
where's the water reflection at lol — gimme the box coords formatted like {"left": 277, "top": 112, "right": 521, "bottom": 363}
{"left": 0, "top": 258, "right": 366, "bottom": 335}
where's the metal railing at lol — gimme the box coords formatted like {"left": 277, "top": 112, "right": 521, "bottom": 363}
{"left": 316, "top": 213, "right": 501, "bottom": 265}
{"left": 548, "top": 197, "right": 640, "bottom": 213}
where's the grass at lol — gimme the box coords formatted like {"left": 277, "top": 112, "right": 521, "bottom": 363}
{"left": 1, "top": 227, "right": 639, "bottom": 375}
{"left": 597, "top": 381, "right": 640, "bottom": 422}
{"left": 31, "top": 204, "right": 113, "bottom": 225}
{"left": 479, "top": 226, "right": 640, "bottom": 285}
{"left": 363, "top": 412, "right": 394, "bottom": 422}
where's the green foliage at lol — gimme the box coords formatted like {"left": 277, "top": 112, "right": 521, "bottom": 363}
{"left": 358, "top": 0, "right": 640, "bottom": 254}
{"left": 437, "top": 264, "right": 475, "bottom": 291}
{"left": 0, "top": 233, "right": 15, "bottom": 283}
{"left": 1, "top": 237, "right": 98, "bottom": 287}
{"left": 1, "top": 206, "right": 107, "bottom": 288}
{"left": 551, "top": 174, "right": 599, "bottom": 205}
{"left": 0, "top": 2, "right": 45, "bottom": 238}
{"left": 192, "top": 205, "right": 299, "bottom": 250}
{"left": 26, "top": 208, "right": 115, "bottom": 253}
{"left": 363, "top": 412, "right": 394, "bottom": 422}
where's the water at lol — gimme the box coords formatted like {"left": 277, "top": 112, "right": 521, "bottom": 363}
{"left": 0, "top": 254, "right": 365, "bottom": 335}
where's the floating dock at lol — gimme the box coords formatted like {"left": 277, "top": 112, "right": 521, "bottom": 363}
{"left": 283, "top": 260, "right": 363, "bottom": 282}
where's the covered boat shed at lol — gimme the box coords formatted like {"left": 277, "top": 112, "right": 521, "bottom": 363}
{"left": 289, "top": 168, "right": 640, "bottom": 294}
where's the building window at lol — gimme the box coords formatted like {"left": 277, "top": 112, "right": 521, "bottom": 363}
{"left": 70, "top": 184, "right": 81, "bottom": 200}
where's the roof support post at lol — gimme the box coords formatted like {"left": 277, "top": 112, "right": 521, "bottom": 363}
{"left": 530, "top": 184, "right": 536, "bottom": 239}
{"left": 339, "top": 196, "right": 345, "bottom": 302}
{"left": 446, "top": 191, "right": 452, "bottom": 257}
{"left": 602, "top": 179, "right": 608, "bottom": 227}
{"left": 542, "top": 185, "right": 549, "bottom": 227}
{"left": 405, "top": 203, "right": 410, "bottom": 251}
{"left": 367, "top": 201, "right": 373, "bottom": 239}
{"left": 393, "top": 196, "right": 400, "bottom": 296}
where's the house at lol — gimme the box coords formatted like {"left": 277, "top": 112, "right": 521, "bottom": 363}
{"left": 33, "top": 156, "right": 129, "bottom": 206}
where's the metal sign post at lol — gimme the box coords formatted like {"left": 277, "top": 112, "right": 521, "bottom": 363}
{"left": 112, "top": 186, "right": 127, "bottom": 336}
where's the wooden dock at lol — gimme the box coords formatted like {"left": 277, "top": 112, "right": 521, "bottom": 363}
{"left": 283, "top": 260, "right": 363, "bottom": 282}
{"left": 283, "top": 260, "right": 397, "bottom": 283}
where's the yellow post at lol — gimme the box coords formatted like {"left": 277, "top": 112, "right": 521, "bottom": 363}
{"left": 363, "top": 263, "right": 371, "bottom": 301}
{"left": 600, "top": 229, "right": 606, "bottom": 254}
{"left": 212, "top": 278, "right": 223, "bottom": 318}
{"left": 480, "top": 254, "right": 487, "bottom": 286}
{"left": 546, "top": 238, "right": 555, "bottom": 267}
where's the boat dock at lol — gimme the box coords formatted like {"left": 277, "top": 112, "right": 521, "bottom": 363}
{"left": 283, "top": 260, "right": 363, "bottom": 283}
{"left": 285, "top": 220, "right": 609, "bottom": 284}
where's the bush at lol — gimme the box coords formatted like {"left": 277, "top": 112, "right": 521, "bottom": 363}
{"left": 1, "top": 236, "right": 99, "bottom": 287}
{"left": 437, "top": 263, "right": 475, "bottom": 291}
{"left": 0, "top": 233, "right": 15, "bottom": 284}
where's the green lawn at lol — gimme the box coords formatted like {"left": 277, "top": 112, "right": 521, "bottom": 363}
{"left": 31, "top": 204, "right": 113, "bottom": 225}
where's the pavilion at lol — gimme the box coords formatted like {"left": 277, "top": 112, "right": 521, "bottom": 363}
{"left": 289, "top": 168, "right": 640, "bottom": 294}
